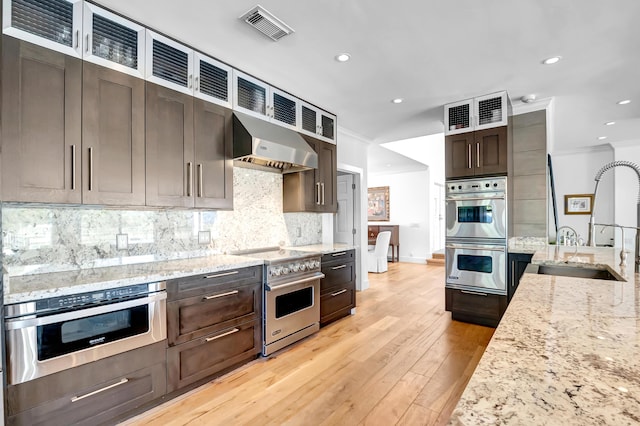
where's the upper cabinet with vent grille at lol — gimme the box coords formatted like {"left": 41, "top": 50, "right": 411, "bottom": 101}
{"left": 298, "top": 101, "right": 336, "bottom": 144}
{"left": 82, "top": 3, "right": 145, "bottom": 78}
{"left": 3, "top": 0, "right": 83, "bottom": 57}
{"left": 145, "top": 30, "right": 194, "bottom": 95}
{"left": 233, "top": 70, "right": 299, "bottom": 131}
{"left": 444, "top": 91, "right": 511, "bottom": 136}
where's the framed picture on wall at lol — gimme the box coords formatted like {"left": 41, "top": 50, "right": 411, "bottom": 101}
{"left": 564, "top": 194, "right": 594, "bottom": 215}
{"left": 368, "top": 186, "right": 390, "bottom": 221}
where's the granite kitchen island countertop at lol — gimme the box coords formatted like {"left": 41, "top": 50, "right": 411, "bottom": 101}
{"left": 287, "top": 243, "right": 356, "bottom": 254}
{"left": 450, "top": 245, "right": 640, "bottom": 425}
{"left": 3, "top": 254, "right": 263, "bottom": 305}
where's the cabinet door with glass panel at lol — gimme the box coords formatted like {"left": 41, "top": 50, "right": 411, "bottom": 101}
{"left": 298, "top": 100, "right": 336, "bottom": 144}
{"left": 233, "top": 70, "right": 300, "bottom": 131}
{"left": 444, "top": 91, "right": 510, "bottom": 136}
{"left": 194, "top": 51, "right": 232, "bottom": 109}
{"left": 2, "top": 0, "right": 83, "bottom": 57}
{"left": 82, "top": 2, "right": 145, "bottom": 78}
{"left": 146, "top": 29, "right": 194, "bottom": 95}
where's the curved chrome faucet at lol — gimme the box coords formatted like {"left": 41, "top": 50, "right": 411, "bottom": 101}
{"left": 587, "top": 160, "right": 640, "bottom": 273}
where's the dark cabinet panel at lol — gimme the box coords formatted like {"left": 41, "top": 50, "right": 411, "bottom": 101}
{"left": 445, "top": 126, "right": 507, "bottom": 179}
{"left": 508, "top": 252, "right": 533, "bottom": 301}
{"left": 145, "top": 83, "right": 194, "bottom": 207}
{"left": 193, "top": 98, "right": 233, "bottom": 209}
{"left": 283, "top": 136, "right": 337, "bottom": 213}
{"left": 320, "top": 261, "right": 355, "bottom": 293}
{"left": 445, "top": 288, "right": 507, "bottom": 328}
{"left": 167, "top": 266, "right": 262, "bottom": 301}
{"left": 82, "top": 62, "right": 145, "bottom": 205}
{"left": 167, "top": 282, "right": 261, "bottom": 346}
{"left": 7, "top": 341, "right": 166, "bottom": 426}
{"left": 166, "top": 320, "right": 260, "bottom": 392}
{"left": 1, "top": 37, "right": 82, "bottom": 203}
{"left": 320, "top": 284, "right": 355, "bottom": 326}
{"left": 320, "top": 249, "right": 356, "bottom": 326}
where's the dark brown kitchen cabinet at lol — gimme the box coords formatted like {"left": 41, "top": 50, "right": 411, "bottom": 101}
{"left": 82, "top": 62, "right": 146, "bottom": 205}
{"left": 282, "top": 135, "right": 337, "bottom": 213}
{"left": 6, "top": 341, "right": 166, "bottom": 426}
{"left": 146, "top": 83, "right": 233, "bottom": 209}
{"left": 320, "top": 249, "right": 356, "bottom": 326}
{"left": 1, "top": 37, "right": 82, "bottom": 203}
{"left": 508, "top": 252, "right": 533, "bottom": 301}
{"left": 165, "top": 266, "right": 262, "bottom": 392}
{"left": 445, "top": 288, "right": 507, "bottom": 328}
{"left": 445, "top": 126, "right": 507, "bottom": 179}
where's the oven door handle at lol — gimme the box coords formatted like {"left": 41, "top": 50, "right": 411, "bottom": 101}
{"left": 5, "top": 292, "right": 167, "bottom": 330}
{"left": 265, "top": 273, "right": 325, "bottom": 291}
{"left": 446, "top": 244, "right": 505, "bottom": 252}
{"left": 445, "top": 196, "right": 505, "bottom": 201}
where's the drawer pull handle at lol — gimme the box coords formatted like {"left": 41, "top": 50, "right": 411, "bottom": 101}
{"left": 461, "top": 290, "right": 488, "bottom": 297}
{"left": 331, "top": 252, "right": 347, "bottom": 257}
{"left": 203, "top": 290, "right": 238, "bottom": 300}
{"left": 71, "top": 378, "right": 128, "bottom": 403}
{"left": 203, "top": 271, "right": 239, "bottom": 279}
{"left": 331, "top": 265, "right": 347, "bottom": 270}
{"left": 205, "top": 328, "right": 239, "bottom": 342}
{"left": 331, "top": 289, "right": 348, "bottom": 297}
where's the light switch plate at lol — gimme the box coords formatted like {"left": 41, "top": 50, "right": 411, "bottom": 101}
{"left": 116, "top": 234, "right": 128, "bottom": 250}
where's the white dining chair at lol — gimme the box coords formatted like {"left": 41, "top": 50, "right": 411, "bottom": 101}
{"left": 368, "top": 231, "right": 392, "bottom": 273}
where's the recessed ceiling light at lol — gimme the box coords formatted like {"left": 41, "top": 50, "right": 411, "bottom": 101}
{"left": 598, "top": 136, "right": 607, "bottom": 140}
{"left": 391, "top": 98, "right": 403, "bottom": 104}
{"left": 335, "top": 53, "right": 350, "bottom": 62}
{"left": 542, "top": 56, "right": 561, "bottom": 65}
{"left": 617, "top": 99, "right": 631, "bottom": 105}
{"left": 605, "top": 121, "right": 616, "bottom": 126}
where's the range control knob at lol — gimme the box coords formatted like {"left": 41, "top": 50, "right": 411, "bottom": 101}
{"left": 271, "top": 266, "right": 281, "bottom": 276}
{"left": 494, "top": 183, "right": 498, "bottom": 187}
{"left": 314, "top": 260, "right": 321, "bottom": 268}
{"left": 485, "top": 183, "right": 490, "bottom": 188}
{"left": 281, "top": 266, "right": 290, "bottom": 275}
{"left": 300, "top": 263, "right": 307, "bottom": 271}
{"left": 291, "top": 263, "right": 299, "bottom": 272}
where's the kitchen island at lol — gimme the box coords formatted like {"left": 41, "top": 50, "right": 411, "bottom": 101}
{"left": 450, "top": 245, "right": 640, "bottom": 425}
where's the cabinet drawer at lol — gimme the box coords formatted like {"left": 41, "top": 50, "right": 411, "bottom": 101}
{"left": 445, "top": 288, "right": 507, "bottom": 327}
{"left": 167, "top": 265, "right": 262, "bottom": 301}
{"left": 320, "top": 284, "right": 355, "bottom": 326}
{"left": 320, "top": 261, "right": 355, "bottom": 293}
{"left": 167, "top": 320, "right": 260, "bottom": 392}
{"left": 321, "top": 249, "right": 355, "bottom": 266}
{"left": 167, "top": 282, "right": 261, "bottom": 346}
{"left": 7, "top": 341, "right": 167, "bottom": 425}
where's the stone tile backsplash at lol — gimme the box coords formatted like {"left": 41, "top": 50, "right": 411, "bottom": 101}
{"left": 2, "top": 167, "right": 322, "bottom": 276}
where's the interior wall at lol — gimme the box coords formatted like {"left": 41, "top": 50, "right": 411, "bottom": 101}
{"left": 550, "top": 146, "right": 615, "bottom": 245}
{"left": 368, "top": 170, "right": 430, "bottom": 263}
{"left": 612, "top": 141, "right": 640, "bottom": 253}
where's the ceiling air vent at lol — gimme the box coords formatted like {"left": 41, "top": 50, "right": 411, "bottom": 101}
{"left": 239, "top": 5, "right": 294, "bottom": 41}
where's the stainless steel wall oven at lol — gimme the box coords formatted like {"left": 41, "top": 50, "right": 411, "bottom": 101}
{"left": 5, "top": 282, "right": 167, "bottom": 385}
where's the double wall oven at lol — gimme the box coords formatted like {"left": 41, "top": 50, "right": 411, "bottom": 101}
{"left": 445, "top": 177, "right": 507, "bottom": 296}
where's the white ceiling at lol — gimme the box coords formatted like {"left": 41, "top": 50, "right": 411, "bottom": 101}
{"left": 98, "top": 0, "right": 640, "bottom": 150}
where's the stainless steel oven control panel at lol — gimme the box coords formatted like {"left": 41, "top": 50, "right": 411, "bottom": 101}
{"left": 447, "top": 177, "right": 506, "bottom": 194}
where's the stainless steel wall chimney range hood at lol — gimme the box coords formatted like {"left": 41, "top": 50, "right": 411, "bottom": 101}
{"left": 233, "top": 112, "right": 318, "bottom": 173}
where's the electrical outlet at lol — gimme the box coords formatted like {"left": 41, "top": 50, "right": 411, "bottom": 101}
{"left": 198, "top": 230, "right": 211, "bottom": 245}
{"left": 116, "top": 234, "right": 128, "bottom": 250}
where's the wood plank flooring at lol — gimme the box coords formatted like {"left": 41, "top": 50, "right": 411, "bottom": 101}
{"left": 123, "top": 262, "right": 494, "bottom": 426}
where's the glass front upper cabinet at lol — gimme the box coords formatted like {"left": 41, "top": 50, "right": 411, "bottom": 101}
{"left": 3, "top": 0, "right": 83, "bottom": 57}
{"left": 194, "top": 52, "right": 232, "bottom": 108}
{"left": 299, "top": 101, "right": 336, "bottom": 144}
{"left": 82, "top": 3, "right": 145, "bottom": 78}
{"left": 145, "top": 29, "right": 194, "bottom": 96}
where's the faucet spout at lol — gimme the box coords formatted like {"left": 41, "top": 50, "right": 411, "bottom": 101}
{"left": 587, "top": 161, "right": 640, "bottom": 273}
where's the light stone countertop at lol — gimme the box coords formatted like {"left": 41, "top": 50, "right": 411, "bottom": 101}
{"left": 287, "top": 243, "right": 356, "bottom": 254}
{"left": 450, "top": 245, "right": 640, "bottom": 425}
{"left": 3, "top": 255, "right": 263, "bottom": 305}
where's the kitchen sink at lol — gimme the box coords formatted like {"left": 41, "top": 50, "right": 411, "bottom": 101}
{"left": 527, "top": 264, "right": 622, "bottom": 281}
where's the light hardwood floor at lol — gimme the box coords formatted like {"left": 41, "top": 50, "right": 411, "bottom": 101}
{"left": 124, "top": 262, "right": 494, "bottom": 426}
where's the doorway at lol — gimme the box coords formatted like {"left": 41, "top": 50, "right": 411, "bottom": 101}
{"left": 335, "top": 172, "right": 356, "bottom": 244}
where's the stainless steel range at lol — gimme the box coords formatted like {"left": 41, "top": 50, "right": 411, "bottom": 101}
{"left": 240, "top": 248, "right": 324, "bottom": 356}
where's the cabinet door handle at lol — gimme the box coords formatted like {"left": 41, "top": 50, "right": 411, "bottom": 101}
{"left": 74, "top": 30, "right": 79, "bottom": 49}
{"left": 71, "top": 378, "right": 128, "bottom": 403}
{"left": 188, "top": 74, "right": 193, "bottom": 89}
{"left": 187, "top": 162, "right": 193, "bottom": 196}
{"left": 195, "top": 76, "right": 200, "bottom": 91}
{"left": 85, "top": 34, "right": 90, "bottom": 53}
{"left": 203, "top": 290, "right": 239, "bottom": 300}
{"left": 461, "top": 290, "right": 488, "bottom": 296}
{"left": 467, "top": 144, "right": 472, "bottom": 169}
{"left": 511, "top": 260, "right": 516, "bottom": 288}
{"left": 316, "top": 182, "right": 321, "bottom": 205}
{"left": 197, "top": 164, "right": 203, "bottom": 197}
{"left": 476, "top": 142, "right": 480, "bottom": 168}
{"left": 203, "top": 270, "right": 239, "bottom": 279}
{"left": 331, "top": 289, "right": 348, "bottom": 297}
{"left": 331, "top": 252, "right": 347, "bottom": 257}
{"left": 88, "top": 147, "right": 93, "bottom": 191}
{"left": 205, "top": 328, "right": 239, "bottom": 342}
{"left": 70, "top": 145, "right": 76, "bottom": 190}
{"left": 321, "top": 182, "right": 325, "bottom": 205}
{"left": 331, "top": 264, "right": 347, "bottom": 270}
